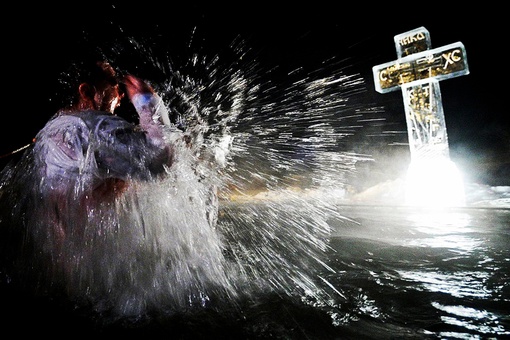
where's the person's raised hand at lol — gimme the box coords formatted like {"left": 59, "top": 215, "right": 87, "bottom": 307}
{"left": 122, "top": 74, "right": 155, "bottom": 100}
{"left": 122, "top": 74, "right": 172, "bottom": 131}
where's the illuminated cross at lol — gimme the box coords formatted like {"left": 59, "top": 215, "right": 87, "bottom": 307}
{"left": 372, "top": 26, "right": 469, "bottom": 161}
{"left": 372, "top": 27, "right": 470, "bottom": 206}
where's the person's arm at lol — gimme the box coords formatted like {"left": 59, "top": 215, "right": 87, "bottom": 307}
{"left": 92, "top": 113, "right": 173, "bottom": 181}
{"left": 123, "top": 75, "right": 171, "bottom": 147}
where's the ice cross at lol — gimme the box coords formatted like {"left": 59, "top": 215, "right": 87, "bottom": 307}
{"left": 372, "top": 26, "right": 469, "bottom": 160}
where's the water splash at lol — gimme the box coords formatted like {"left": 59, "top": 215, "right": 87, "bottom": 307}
{"left": 0, "top": 34, "right": 379, "bottom": 327}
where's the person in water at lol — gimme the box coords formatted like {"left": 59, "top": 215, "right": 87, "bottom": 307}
{"left": 36, "top": 61, "right": 176, "bottom": 236}
{"left": 0, "top": 60, "right": 179, "bottom": 290}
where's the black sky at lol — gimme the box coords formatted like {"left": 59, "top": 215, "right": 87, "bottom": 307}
{"left": 3, "top": 4, "right": 508, "bottom": 185}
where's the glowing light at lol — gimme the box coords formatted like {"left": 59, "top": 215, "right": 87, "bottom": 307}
{"left": 404, "top": 158, "right": 465, "bottom": 207}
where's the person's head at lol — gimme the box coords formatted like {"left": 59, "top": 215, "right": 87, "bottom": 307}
{"left": 73, "top": 61, "right": 124, "bottom": 113}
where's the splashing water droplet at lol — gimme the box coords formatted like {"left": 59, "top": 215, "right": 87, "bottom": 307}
{"left": 0, "top": 35, "right": 380, "bottom": 325}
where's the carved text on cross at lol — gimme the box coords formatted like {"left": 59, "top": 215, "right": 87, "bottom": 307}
{"left": 372, "top": 27, "right": 469, "bottom": 94}
{"left": 372, "top": 26, "right": 469, "bottom": 160}
{"left": 374, "top": 43, "right": 468, "bottom": 93}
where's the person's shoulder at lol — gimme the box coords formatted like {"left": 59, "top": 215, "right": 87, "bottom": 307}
{"left": 39, "top": 110, "right": 111, "bottom": 132}
{"left": 61, "top": 110, "right": 126, "bottom": 126}
{"left": 39, "top": 110, "right": 135, "bottom": 139}
{"left": 41, "top": 111, "right": 88, "bottom": 130}
{"left": 68, "top": 109, "right": 112, "bottom": 119}
{"left": 33, "top": 111, "right": 90, "bottom": 145}
{"left": 76, "top": 110, "right": 136, "bottom": 133}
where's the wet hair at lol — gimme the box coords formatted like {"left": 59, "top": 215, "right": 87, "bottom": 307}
{"left": 85, "top": 61, "right": 119, "bottom": 88}
{"left": 58, "top": 58, "right": 119, "bottom": 109}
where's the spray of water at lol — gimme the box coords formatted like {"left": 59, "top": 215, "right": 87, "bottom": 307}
{"left": 0, "top": 34, "right": 382, "bottom": 326}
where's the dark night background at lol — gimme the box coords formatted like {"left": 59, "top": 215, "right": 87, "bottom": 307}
{"left": 2, "top": 4, "right": 508, "bottom": 186}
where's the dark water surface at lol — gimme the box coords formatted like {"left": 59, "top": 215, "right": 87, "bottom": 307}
{"left": 2, "top": 204, "right": 508, "bottom": 339}
{"left": 326, "top": 205, "right": 510, "bottom": 339}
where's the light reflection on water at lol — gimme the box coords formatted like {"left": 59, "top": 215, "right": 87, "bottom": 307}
{"left": 432, "top": 302, "right": 508, "bottom": 337}
{"left": 406, "top": 210, "right": 480, "bottom": 252}
{"left": 398, "top": 270, "right": 492, "bottom": 298}
{"left": 332, "top": 205, "right": 510, "bottom": 338}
